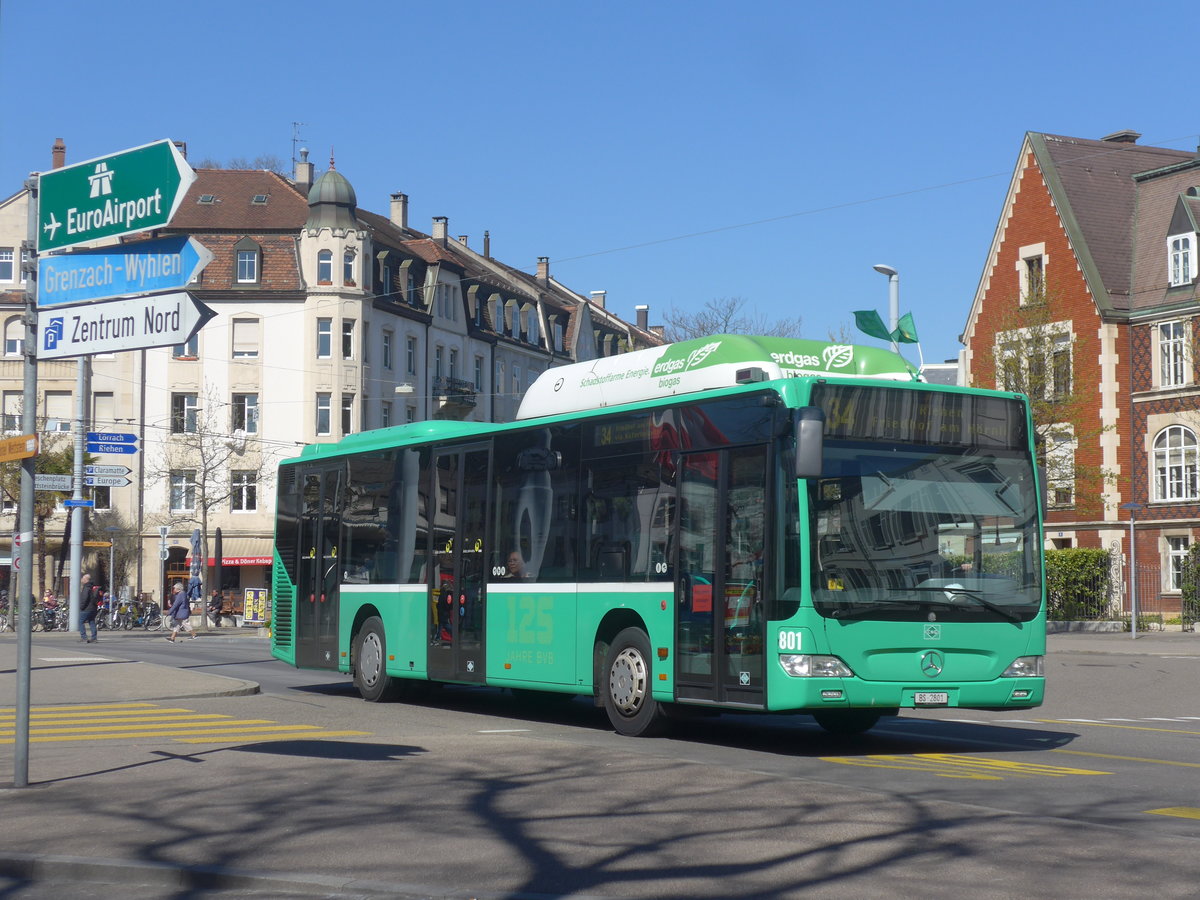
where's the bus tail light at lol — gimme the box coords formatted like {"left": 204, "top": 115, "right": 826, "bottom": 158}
{"left": 1002, "top": 656, "right": 1044, "bottom": 677}
{"left": 778, "top": 654, "right": 853, "bottom": 678}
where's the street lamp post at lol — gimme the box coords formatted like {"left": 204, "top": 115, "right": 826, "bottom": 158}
{"left": 872, "top": 264, "right": 899, "bottom": 353}
{"left": 1120, "top": 501, "right": 1144, "bottom": 639}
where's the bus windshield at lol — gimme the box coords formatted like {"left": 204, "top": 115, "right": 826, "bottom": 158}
{"left": 808, "top": 387, "right": 1042, "bottom": 624}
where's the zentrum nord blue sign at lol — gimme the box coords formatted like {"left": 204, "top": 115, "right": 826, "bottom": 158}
{"left": 37, "top": 236, "right": 213, "bottom": 307}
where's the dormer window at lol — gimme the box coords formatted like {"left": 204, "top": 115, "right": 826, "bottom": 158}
{"left": 1169, "top": 233, "right": 1194, "bottom": 287}
{"left": 234, "top": 237, "right": 260, "bottom": 284}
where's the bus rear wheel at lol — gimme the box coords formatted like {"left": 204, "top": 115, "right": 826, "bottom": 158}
{"left": 811, "top": 708, "right": 891, "bottom": 735}
{"left": 603, "top": 627, "right": 667, "bottom": 737}
{"left": 354, "top": 617, "right": 399, "bottom": 702}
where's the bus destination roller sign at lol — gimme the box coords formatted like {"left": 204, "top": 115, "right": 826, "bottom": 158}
{"left": 37, "top": 139, "right": 196, "bottom": 253}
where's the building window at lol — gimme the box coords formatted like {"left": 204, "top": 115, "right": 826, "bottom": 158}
{"left": 236, "top": 248, "right": 259, "bottom": 284}
{"left": 231, "top": 471, "right": 257, "bottom": 512}
{"left": 406, "top": 405, "right": 416, "bottom": 424}
{"left": 343, "top": 250, "right": 355, "bottom": 286}
{"left": 1154, "top": 425, "right": 1199, "bottom": 501}
{"left": 381, "top": 400, "right": 392, "bottom": 428}
{"left": 2, "top": 391, "right": 20, "bottom": 432}
{"left": 406, "top": 336, "right": 416, "bottom": 375}
{"left": 44, "top": 391, "right": 71, "bottom": 432}
{"left": 449, "top": 348, "right": 459, "bottom": 380}
{"left": 317, "top": 250, "right": 332, "bottom": 283}
{"left": 512, "top": 365, "right": 521, "bottom": 396}
{"left": 434, "top": 346, "right": 443, "bottom": 379}
{"left": 170, "top": 471, "right": 197, "bottom": 512}
{"left": 1046, "top": 425, "right": 1076, "bottom": 508}
{"left": 1051, "top": 335, "right": 1072, "bottom": 398}
{"left": 341, "top": 394, "right": 354, "bottom": 435}
{"left": 382, "top": 331, "right": 393, "bottom": 370}
{"left": 0, "top": 248, "right": 13, "bottom": 282}
{"left": 316, "top": 318, "right": 332, "bottom": 358}
{"left": 89, "top": 486, "right": 111, "bottom": 511}
{"left": 1016, "top": 243, "right": 1047, "bottom": 306}
{"left": 1168, "top": 536, "right": 1191, "bottom": 591}
{"left": 170, "top": 393, "right": 198, "bottom": 434}
{"left": 231, "top": 393, "right": 259, "bottom": 433}
{"left": 1158, "top": 320, "right": 1187, "bottom": 388}
{"left": 474, "top": 356, "right": 484, "bottom": 391}
{"left": 231, "top": 318, "right": 260, "bottom": 358}
{"left": 315, "top": 393, "right": 331, "bottom": 435}
{"left": 92, "top": 392, "right": 114, "bottom": 432}
{"left": 342, "top": 320, "right": 354, "bottom": 359}
{"left": 1169, "top": 234, "right": 1194, "bottom": 287}
{"left": 4, "top": 316, "right": 23, "bottom": 356}
{"left": 173, "top": 334, "right": 198, "bottom": 359}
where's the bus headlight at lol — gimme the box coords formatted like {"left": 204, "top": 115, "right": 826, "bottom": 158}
{"left": 1002, "top": 656, "right": 1044, "bottom": 677}
{"left": 778, "top": 654, "right": 854, "bottom": 678}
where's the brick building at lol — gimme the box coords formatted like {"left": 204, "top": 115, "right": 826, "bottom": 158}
{"left": 963, "top": 129, "right": 1200, "bottom": 615}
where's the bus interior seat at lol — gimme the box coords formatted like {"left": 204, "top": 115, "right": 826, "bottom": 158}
{"left": 595, "top": 542, "right": 630, "bottom": 580}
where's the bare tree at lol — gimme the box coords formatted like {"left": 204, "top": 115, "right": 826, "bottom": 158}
{"left": 660, "top": 297, "right": 803, "bottom": 342}
{"left": 192, "top": 154, "right": 288, "bottom": 175}
{"left": 142, "top": 384, "right": 275, "bottom": 614}
{"left": 0, "top": 433, "right": 78, "bottom": 600}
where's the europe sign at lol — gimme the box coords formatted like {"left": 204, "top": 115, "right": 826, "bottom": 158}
{"left": 37, "top": 236, "right": 213, "bottom": 307}
{"left": 37, "top": 140, "right": 196, "bottom": 253}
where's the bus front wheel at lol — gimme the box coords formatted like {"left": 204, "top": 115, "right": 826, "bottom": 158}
{"left": 353, "top": 617, "right": 399, "bottom": 702}
{"left": 811, "top": 708, "right": 890, "bottom": 735}
{"left": 603, "top": 627, "right": 667, "bottom": 737}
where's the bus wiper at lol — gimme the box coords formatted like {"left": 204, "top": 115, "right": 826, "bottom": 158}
{"left": 828, "top": 597, "right": 919, "bottom": 621}
{"left": 907, "top": 585, "right": 1022, "bottom": 623}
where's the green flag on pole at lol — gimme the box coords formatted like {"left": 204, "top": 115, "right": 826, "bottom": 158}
{"left": 853, "top": 309, "right": 894, "bottom": 342}
{"left": 893, "top": 311, "right": 919, "bottom": 344}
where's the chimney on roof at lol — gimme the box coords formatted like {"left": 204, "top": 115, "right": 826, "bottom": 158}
{"left": 432, "top": 216, "right": 448, "bottom": 244}
{"left": 173, "top": 140, "right": 187, "bottom": 159}
{"left": 537, "top": 257, "right": 550, "bottom": 284}
{"left": 1101, "top": 130, "right": 1141, "bottom": 144}
{"left": 651, "top": 324, "right": 664, "bottom": 339}
{"left": 51, "top": 138, "right": 65, "bottom": 170}
{"left": 390, "top": 192, "right": 408, "bottom": 228}
{"left": 457, "top": 235, "right": 469, "bottom": 247}
{"left": 635, "top": 304, "right": 649, "bottom": 330}
{"left": 295, "top": 148, "right": 314, "bottom": 192}
{"left": 590, "top": 290, "right": 607, "bottom": 309}
{"left": 483, "top": 230, "right": 491, "bottom": 258}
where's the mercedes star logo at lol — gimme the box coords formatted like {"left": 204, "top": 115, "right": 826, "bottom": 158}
{"left": 920, "top": 650, "right": 945, "bottom": 678}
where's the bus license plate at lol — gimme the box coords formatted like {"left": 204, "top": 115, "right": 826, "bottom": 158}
{"left": 915, "top": 692, "right": 949, "bottom": 706}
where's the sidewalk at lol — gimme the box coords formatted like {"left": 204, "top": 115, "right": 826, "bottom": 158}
{"left": 1047, "top": 626, "right": 1200, "bottom": 656}
{"left": 0, "top": 630, "right": 261, "bottom": 708}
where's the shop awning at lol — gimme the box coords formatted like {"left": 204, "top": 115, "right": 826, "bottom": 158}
{"left": 185, "top": 537, "right": 273, "bottom": 567}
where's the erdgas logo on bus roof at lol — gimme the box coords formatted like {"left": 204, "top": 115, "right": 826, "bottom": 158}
{"left": 652, "top": 340, "right": 722, "bottom": 376}
{"left": 768, "top": 344, "right": 855, "bottom": 372}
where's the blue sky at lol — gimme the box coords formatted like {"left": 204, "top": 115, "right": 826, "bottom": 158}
{"left": 2, "top": 0, "right": 1194, "bottom": 366}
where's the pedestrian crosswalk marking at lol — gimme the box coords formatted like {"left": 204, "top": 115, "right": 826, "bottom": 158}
{"left": 0, "top": 702, "right": 369, "bottom": 745}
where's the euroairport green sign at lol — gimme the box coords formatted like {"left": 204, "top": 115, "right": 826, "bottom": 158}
{"left": 37, "top": 139, "right": 196, "bottom": 252}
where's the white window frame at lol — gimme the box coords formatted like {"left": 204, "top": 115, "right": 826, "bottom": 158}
{"left": 0, "top": 247, "right": 13, "bottom": 283}
{"left": 317, "top": 250, "right": 332, "bottom": 283}
{"left": 1016, "top": 242, "right": 1047, "bottom": 306}
{"left": 171, "top": 393, "right": 199, "bottom": 434}
{"left": 316, "top": 318, "right": 332, "bottom": 358}
{"left": 1157, "top": 320, "right": 1188, "bottom": 388}
{"left": 1154, "top": 424, "right": 1200, "bottom": 502}
{"left": 342, "top": 320, "right": 355, "bottom": 360}
{"left": 231, "top": 471, "right": 257, "bottom": 512}
{"left": 315, "top": 393, "right": 331, "bottom": 436}
{"left": 1166, "top": 535, "right": 1191, "bottom": 592}
{"left": 170, "top": 470, "right": 197, "bottom": 512}
{"left": 231, "top": 393, "right": 259, "bottom": 434}
{"left": 236, "top": 248, "right": 259, "bottom": 284}
{"left": 231, "top": 318, "right": 260, "bottom": 359}
{"left": 1168, "top": 233, "right": 1195, "bottom": 287}
{"left": 1045, "top": 424, "right": 1076, "bottom": 508}
{"left": 4, "top": 315, "right": 23, "bottom": 357}
{"left": 382, "top": 331, "right": 393, "bottom": 370}
{"left": 406, "top": 336, "right": 416, "bottom": 376}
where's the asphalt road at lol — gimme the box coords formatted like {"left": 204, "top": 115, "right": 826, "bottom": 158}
{"left": 1, "top": 630, "right": 1198, "bottom": 898}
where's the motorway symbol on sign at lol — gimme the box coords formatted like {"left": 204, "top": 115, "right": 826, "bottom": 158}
{"left": 85, "top": 464, "right": 132, "bottom": 476}
{"left": 87, "top": 442, "right": 139, "bottom": 455}
{"left": 37, "top": 291, "right": 216, "bottom": 360}
{"left": 37, "top": 139, "right": 196, "bottom": 252}
{"left": 86, "top": 432, "right": 137, "bottom": 444}
{"left": 37, "top": 236, "right": 214, "bottom": 307}
{"left": 63, "top": 499, "right": 95, "bottom": 508}
{"left": 84, "top": 475, "right": 131, "bottom": 487}
{"left": 34, "top": 473, "right": 73, "bottom": 491}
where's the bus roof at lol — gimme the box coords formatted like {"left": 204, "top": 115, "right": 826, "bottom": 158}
{"left": 516, "top": 334, "right": 919, "bottom": 420}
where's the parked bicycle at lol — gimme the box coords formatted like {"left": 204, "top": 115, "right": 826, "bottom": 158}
{"left": 139, "top": 599, "right": 163, "bottom": 630}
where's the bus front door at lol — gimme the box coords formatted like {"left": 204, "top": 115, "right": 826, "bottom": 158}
{"left": 296, "top": 464, "right": 343, "bottom": 669}
{"left": 676, "top": 446, "right": 767, "bottom": 706}
{"left": 428, "top": 446, "right": 490, "bottom": 683}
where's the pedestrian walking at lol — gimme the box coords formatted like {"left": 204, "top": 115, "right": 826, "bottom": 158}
{"left": 79, "top": 576, "right": 99, "bottom": 643}
{"left": 165, "top": 581, "right": 196, "bottom": 643}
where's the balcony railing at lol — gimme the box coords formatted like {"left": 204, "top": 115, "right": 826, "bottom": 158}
{"left": 433, "top": 376, "right": 477, "bottom": 409}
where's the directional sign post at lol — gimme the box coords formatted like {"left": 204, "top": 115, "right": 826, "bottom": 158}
{"left": 34, "top": 473, "right": 73, "bottom": 492}
{"left": 86, "top": 432, "right": 139, "bottom": 456}
{"left": 85, "top": 464, "right": 132, "bottom": 477}
{"left": 37, "top": 291, "right": 216, "bottom": 359}
{"left": 37, "top": 140, "right": 196, "bottom": 253}
{"left": 37, "top": 236, "right": 213, "bottom": 307}
{"left": 84, "top": 475, "right": 131, "bottom": 488}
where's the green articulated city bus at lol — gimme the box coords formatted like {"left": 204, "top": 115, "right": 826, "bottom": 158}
{"left": 270, "top": 335, "right": 1046, "bottom": 736}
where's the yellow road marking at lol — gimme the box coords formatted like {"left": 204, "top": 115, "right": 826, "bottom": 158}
{"left": 822, "top": 753, "right": 1111, "bottom": 779}
{"left": 1146, "top": 807, "right": 1200, "bottom": 820}
{"left": 1051, "top": 749, "right": 1200, "bottom": 769}
{"left": 3, "top": 725, "right": 371, "bottom": 743}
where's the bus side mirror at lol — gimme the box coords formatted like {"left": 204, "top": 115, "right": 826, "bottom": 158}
{"left": 794, "top": 407, "right": 825, "bottom": 479}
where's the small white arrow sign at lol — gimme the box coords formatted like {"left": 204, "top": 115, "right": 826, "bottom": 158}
{"left": 84, "top": 475, "right": 131, "bottom": 487}
{"left": 36, "top": 291, "right": 216, "bottom": 360}
{"left": 84, "top": 464, "right": 132, "bottom": 476}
